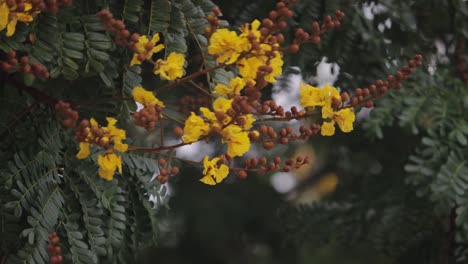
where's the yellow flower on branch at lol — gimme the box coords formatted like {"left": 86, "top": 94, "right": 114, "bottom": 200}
{"left": 214, "top": 77, "right": 247, "bottom": 98}
{"left": 320, "top": 107, "right": 356, "bottom": 136}
{"left": 75, "top": 117, "right": 128, "bottom": 180}
{"left": 130, "top": 34, "right": 165, "bottom": 66}
{"left": 182, "top": 112, "right": 210, "bottom": 143}
{"left": 237, "top": 48, "right": 283, "bottom": 84}
{"left": 97, "top": 152, "right": 123, "bottom": 180}
{"left": 199, "top": 156, "right": 229, "bottom": 185}
{"left": 0, "top": 2, "right": 37, "bottom": 37}
{"left": 300, "top": 83, "right": 340, "bottom": 109}
{"left": 239, "top": 19, "right": 261, "bottom": 41}
{"left": 154, "top": 52, "right": 185, "bottom": 80}
{"left": 221, "top": 125, "right": 251, "bottom": 157}
{"left": 132, "top": 86, "right": 164, "bottom": 107}
{"left": 102, "top": 117, "right": 128, "bottom": 153}
{"left": 208, "top": 29, "right": 249, "bottom": 64}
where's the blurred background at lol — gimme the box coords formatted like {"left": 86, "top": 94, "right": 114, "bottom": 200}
{"left": 142, "top": 0, "right": 468, "bottom": 263}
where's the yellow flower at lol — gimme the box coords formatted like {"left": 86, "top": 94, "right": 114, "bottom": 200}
{"left": 239, "top": 20, "right": 261, "bottom": 41}
{"left": 221, "top": 125, "right": 251, "bottom": 157}
{"left": 154, "top": 52, "right": 185, "bottom": 80}
{"left": 214, "top": 77, "right": 246, "bottom": 98}
{"left": 102, "top": 117, "right": 128, "bottom": 152}
{"left": 241, "top": 114, "right": 256, "bottom": 130}
{"left": 264, "top": 52, "right": 283, "bottom": 83}
{"left": 183, "top": 112, "right": 210, "bottom": 143}
{"left": 238, "top": 56, "right": 263, "bottom": 81}
{"left": 130, "top": 34, "right": 165, "bottom": 66}
{"left": 300, "top": 83, "right": 340, "bottom": 109}
{"left": 132, "top": 86, "right": 164, "bottom": 107}
{"left": 0, "top": 2, "right": 36, "bottom": 37}
{"left": 208, "top": 29, "right": 249, "bottom": 64}
{"left": 76, "top": 142, "right": 91, "bottom": 159}
{"left": 321, "top": 108, "right": 356, "bottom": 136}
{"left": 199, "top": 156, "right": 229, "bottom": 185}
{"left": 97, "top": 153, "right": 122, "bottom": 180}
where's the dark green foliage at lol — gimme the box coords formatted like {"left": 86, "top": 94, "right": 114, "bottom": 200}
{"left": 0, "top": 0, "right": 220, "bottom": 263}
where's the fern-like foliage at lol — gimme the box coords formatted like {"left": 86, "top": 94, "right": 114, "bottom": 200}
{"left": 0, "top": 0, "right": 220, "bottom": 262}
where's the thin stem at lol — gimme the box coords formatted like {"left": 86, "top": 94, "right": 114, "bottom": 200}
{"left": 156, "top": 64, "right": 225, "bottom": 94}
{"left": 188, "top": 81, "right": 216, "bottom": 98}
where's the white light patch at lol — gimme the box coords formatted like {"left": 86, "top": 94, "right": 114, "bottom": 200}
{"left": 315, "top": 57, "right": 340, "bottom": 87}
{"left": 135, "top": 102, "right": 144, "bottom": 111}
{"left": 170, "top": 140, "right": 214, "bottom": 161}
{"left": 272, "top": 72, "right": 303, "bottom": 112}
{"left": 271, "top": 172, "right": 297, "bottom": 193}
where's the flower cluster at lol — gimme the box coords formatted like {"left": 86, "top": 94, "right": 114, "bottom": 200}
{"left": 130, "top": 33, "right": 185, "bottom": 80}
{"left": 132, "top": 86, "right": 165, "bottom": 130}
{"left": 199, "top": 156, "right": 229, "bottom": 185}
{"left": 41, "top": 2, "right": 421, "bottom": 187}
{"left": 182, "top": 94, "right": 255, "bottom": 158}
{"left": 300, "top": 83, "right": 355, "bottom": 136}
{"left": 208, "top": 19, "right": 283, "bottom": 84}
{"left": 75, "top": 118, "right": 128, "bottom": 180}
{"left": 0, "top": 0, "right": 71, "bottom": 37}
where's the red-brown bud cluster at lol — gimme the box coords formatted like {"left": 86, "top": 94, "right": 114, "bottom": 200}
{"left": 3, "top": 0, "right": 71, "bottom": 15}
{"left": 204, "top": 6, "right": 223, "bottom": 36}
{"left": 156, "top": 157, "right": 179, "bottom": 184}
{"left": 55, "top": 100, "right": 79, "bottom": 128}
{"left": 257, "top": 100, "right": 285, "bottom": 117}
{"left": 347, "top": 54, "right": 423, "bottom": 108}
{"left": 288, "top": 10, "right": 345, "bottom": 53}
{"left": 74, "top": 119, "right": 113, "bottom": 149}
{"left": 133, "top": 105, "right": 163, "bottom": 130}
{"left": 1, "top": 50, "right": 49, "bottom": 78}
{"left": 47, "top": 232, "right": 63, "bottom": 264}
{"left": 263, "top": 0, "right": 296, "bottom": 33}
{"left": 96, "top": 10, "right": 136, "bottom": 47}
{"left": 242, "top": 154, "right": 309, "bottom": 175}
{"left": 178, "top": 94, "right": 211, "bottom": 114}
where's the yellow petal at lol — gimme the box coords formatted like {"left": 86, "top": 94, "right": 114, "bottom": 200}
{"left": 321, "top": 121, "right": 335, "bottom": 136}
{"left": 130, "top": 53, "right": 141, "bottom": 66}
{"left": 6, "top": 19, "right": 17, "bottom": 37}
{"left": 76, "top": 142, "right": 90, "bottom": 159}
{"left": 0, "top": 3, "right": 9, "bottom": 31}
{"left": 200, "top": 175, "right": 216, "bottom": 185}
{"left": 335, "top": 108, "right": 355, "bottom": 133}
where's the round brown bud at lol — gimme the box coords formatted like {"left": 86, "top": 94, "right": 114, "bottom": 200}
{"left": 276, "top": 34, "right": 285, "bottom": 44}
{"left": 311, "top": 36, "right": 320, "bottom": 44}
{"left": 354, "top": 88, "right": 362, "bottom": 96}
{"left": 341, "top": 92, "right": 349, "bottom": 101}
{"left": 351, "top": 97, "right": 359, "bottom": 106}
{"left": 279, "top": 137, "right": 289, "bottom": 144}
{"left": 250, "top": 158, "right": 258, "bottom": 167}
{"left": 364, "top": 100, "right": 374, "bottom": 108}
{"left": 277, "top": 21, "right": 287, "bottom": 29}
{"left": 238, "top": 170, "right": 247, "bottom": 179}
{"left": 268, "top": 162, "right": 276, "bottom": 171}
{"left": 259, "top": 157, "right": 267, "bottom": 165}
{"left": 274, "top": 157, "right": 281, "bottom": 164}
{"left": 288, "top": 44, "right": 299, "bottom": 53}
{"left": 380, "top": 86, "right": 388, "bottom": 94}
{"left": 262, "top": 18, "right": 273, "bottom": 28}
{"left": 170, "top": 166, "right": 179, "bottom": 175}
{"left": 263, "top": 141, "right": 274, "bottom": 150}
{"left": 269, "top": 10, "right": 278, "bottom": 20}
{"left": 362, "top": 88, "right": 370, "bottom": 96}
